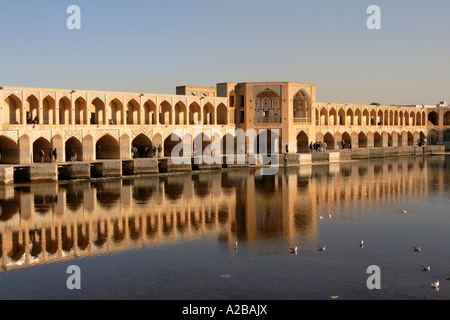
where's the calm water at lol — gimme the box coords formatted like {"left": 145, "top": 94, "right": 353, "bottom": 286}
{"left": 0, "top": 155, "right": 449, "bottom": 300}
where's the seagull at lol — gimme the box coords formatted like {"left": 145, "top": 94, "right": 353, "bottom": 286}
{"left": 413, "top": 246, "right": 421, "bottom": 253}
{"left": 402, "top": 210, "right": 408, "bottom": 214}
{"left": 360, "top": 240, "right": 364, "bottom": 248}
{"left": 289, "top": 246, "right": 298, "bottom": 254}
{"left": 317, "top": 246, "right": 326, "bottom": 252}
{"left": 234, "top": 241, "right": 238, "bottom": 249}
{"left": 319, "top": 216, "right": 323, "bottom": 220}
{"left": 431, "top": 281, "right": 439, "bottom": 288}
{"left": 422, "top": 265, "right": 431, "bottom": 272}
{"left": 328, "top": 214, "right": 332, "bottom": 218}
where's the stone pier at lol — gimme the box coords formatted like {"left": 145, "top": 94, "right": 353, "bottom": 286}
{"left": 91, "top": 160, "right": 122, "bottom": 178}
{"left": 158, "top": 157, "right": 192, "bottom": 173}
{"left": 0, "top": 167, "right": 14, "bottom": 184}
{"left": 122, "top": 159, "right": 159, "bottom": 175}
{"left": 30, "top": 164, "right": 58, "bottom": 182}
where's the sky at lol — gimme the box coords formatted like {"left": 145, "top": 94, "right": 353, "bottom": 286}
{"left": 0, "top": 0, "right": 449, "bottom": 105}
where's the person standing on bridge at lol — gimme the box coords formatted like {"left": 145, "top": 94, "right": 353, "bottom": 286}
{"left": 40, "top": 150, "right": 45, "bottom": 163}
{"left": 158, "top": 145, "right": 162, "bottom": 158}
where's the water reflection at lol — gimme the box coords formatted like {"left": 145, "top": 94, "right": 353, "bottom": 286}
{"left": 0, "top": 156, "right": 448, "bottom": 271}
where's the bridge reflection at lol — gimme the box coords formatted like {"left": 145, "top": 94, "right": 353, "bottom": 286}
{"left": 0, "top": 156, "right": 447, "bottom": 271}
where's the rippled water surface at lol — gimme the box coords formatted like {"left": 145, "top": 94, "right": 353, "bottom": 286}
{"left": 0, "top": 156, "right": 449, "bottom": 300}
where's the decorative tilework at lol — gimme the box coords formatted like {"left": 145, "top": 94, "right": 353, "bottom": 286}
{"left": 95, "top": 129, "right": 119, "bottom": 142}
{"left": 131, "top": 129, "right": 153, "bottom": 140}
{"left": 31, "top": 129, "right": 52, "bottom": 143}
{"left": 64, "top": 129, "right": 83, "bottom": 141}
{"left": 0, "top": 130, "right": 19, "bottom": 143}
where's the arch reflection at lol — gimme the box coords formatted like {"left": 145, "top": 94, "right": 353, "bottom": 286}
{"left": 0, "top": 156, "right": 447, "bottom": 271}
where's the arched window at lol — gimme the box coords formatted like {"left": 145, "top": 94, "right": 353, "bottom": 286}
{"left": 293, "top": 90, "right": 311, "bottom": 123}
{"left": 254, "top": 89, "right": 281, "bottom": 123}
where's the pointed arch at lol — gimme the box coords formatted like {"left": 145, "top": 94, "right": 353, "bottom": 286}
{"left": 75, "top": 97, "right": 87, "bottom": 125}
{"left": 165, "top": 132, "right": 183, "bottom": 157}
{"left": 319, "top": 108, "right": 328, "bottom": 125}
{"left": 416, "top": 111, "right": 422, "bottom": 126}
{"left": 43, "top": 95, "right": 56, "bottom": 125}
{"left": 91, "top": 97, "right": 106, "bottom": 125}
{"left": 33, "top": 137, "right": 52, "bottom": 163}
{"left": 4, "top": 93, "right": 23, "bottom": 124}
{"left": 355, "top": 108, "right": 362, "bottom": 126}
{"left": 189, "top": 101, "right": 201, "bottom": 125}
{"left": 59, "top": 96, "right": 71, "bottom": 125}
{"left": 96, "top": 134, "right": 120, "bottom": 159}
{"left": 370, "top": 109, "right": 376, "bottom": 126}
{"left": 374, "top": 132, "right": 382, "bottom": 147}
{"left": 143, "top": 99, "right": 157, "bottom": 125}
{"left": 293, "top": 89, "right": 311, "bottom": 122}
{"left": 346, "top": 109, "right": 354, "bottom": 126}
{"left": 329, "top": 108, "right": 337, "bottom": 126}
{"left": 203, "top": 102, "right": 215, "bottom": 125}
{"left": 323, "top": 132, "right": 335, "bottom": 150}
{"left": 25, "top": 94, "right": 39, "bottom": 124}
{"left": 377, "top": 110, "right": 383, "bottom": 125}
{"left": 341, "top": 132, "right": 351, "bottom": 149}
{"left": 296, "top": 131, "right": 309, "bottom": 153}
{"left": 358, "top": 132, "right": 367, "bottom": 148}
{"left": 160, "top": 100, "right": 172, "bottom": 125}
{"left": 444, "top": 111, "right": 450, "bottom": 126}
{"left": 127, "top": 99, "right": 140, "bottom": 125}
{"left": 132, "top": 133, "right": 153, "bottom": 158}
{"left": 0, "top": 136, "right": 20, "bottom": 164}
{"left": 109, "top": 98, "right": 124, "bottom": 125}
{"left": 255, "top": 88, "right": 281, "bottom": 123}
{"left": 65, "top": 137, "right": 82, "bottom": 161}
{"left": 174, "top": 101, "right": 187, "bottom": 125}
{"left": 217, "top": 103, "right": 228, "bottom": 125}
{"left": 338, "top": 108, "right": 345, "bottom": 126}
{"left": 363, "top": 109, "right": 370, "bottom": 126}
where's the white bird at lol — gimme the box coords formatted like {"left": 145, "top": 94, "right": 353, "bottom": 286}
{"left": 422, "top": 265, "right": 431, "bottom": 272}
{"left": 317, "top": 245, "right": 326, "bottom": 252}
{"left": 319, "top": 216, "right": 323, "bottom": 220}
{"left": 413, "top": 246, "right": 421, "bottom": 253}
{"left": 234, "top": 241, "right": 238, "bottom": 249}
{"left": 360, "top": 240, "right": 364, "bottom": 248}
{"left": 328, "top": 214, "right": 332, "bottom": 218}
{"left": 289, "top": 246, "right": 298, "bottom": 254}
{"left": 431, "top": 281, "right": 439, "bottom": 288}
{"left": 402, "top": 210, "right": 408, "bottom": 214}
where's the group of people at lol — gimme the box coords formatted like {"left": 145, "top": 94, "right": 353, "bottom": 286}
{"left": 26, "top": 114, "right": 39, "bottom": 124}
{"left": 309, "top": 140, "right": 352, "bottom": 152}
{"left": 39, "top": 148, "right": 57, "bottom": 163}
{"left": 309, "top": 141, "right": 328, "bottom": 153}
{"left": 131, "top": 145, "right": 162, "bottom": 158}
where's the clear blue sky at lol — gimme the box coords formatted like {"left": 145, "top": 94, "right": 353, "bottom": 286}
{"left": 1, "top": 0, "right": 449, "bottom": 105}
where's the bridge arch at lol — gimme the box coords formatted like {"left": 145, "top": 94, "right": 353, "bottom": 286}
{"left": 296, "top": 131, "right": 309, "bottom": 153}
{"left": 0, "top": 136, "right": 20, "bottom": 164}
{"left": 96, "top": 134, "right": 120, "bottom": 159}
{"left": 33, "top": 137, "right": 52, "bottom": 163}
{"left": 65, "top": 137, "right": 83, "bottom": 161}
